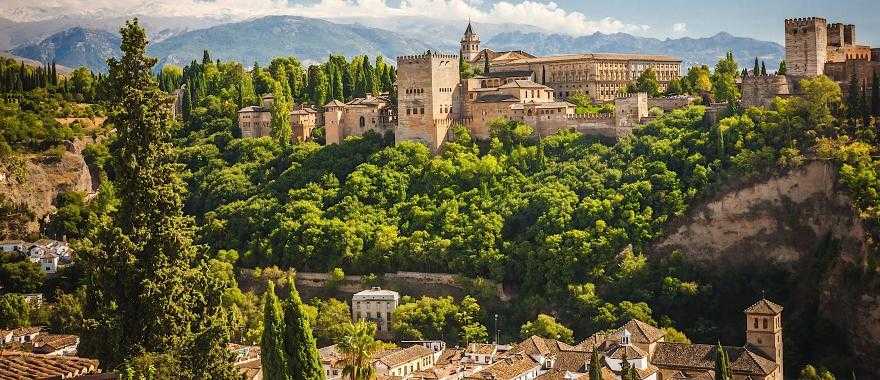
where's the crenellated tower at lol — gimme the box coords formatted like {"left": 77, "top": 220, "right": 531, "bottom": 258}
{"left": 784, "top": 17, "right": 828, "bottom": 76}
{"left": 396, "top": 51, "right": 461, "bottom": 152}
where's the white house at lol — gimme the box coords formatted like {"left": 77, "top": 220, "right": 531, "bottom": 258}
{"left": 0, "top": 240, "right": 26, "bottom": 253}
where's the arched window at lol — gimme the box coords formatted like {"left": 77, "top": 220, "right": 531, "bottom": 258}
{"left": 359, "top": 116, "right": 365, "bottom": 128}
{"left": 754, "top": 318, "right": 759, "bottom": 328}
{"left": 763, "top": 318, "right": 768, "bottom": 329}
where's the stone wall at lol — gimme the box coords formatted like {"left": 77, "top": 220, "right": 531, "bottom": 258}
{"left": 396, "top": 52, "right": 460, "bottom": 152}
{"left": 741, "top": 75, "right": 793, "bottom": 108}
{"left": 647, "top": 97, "right": 697, "bottom": 112}
{"left": 785, "top": 18, "right": 828, "bottom": 77}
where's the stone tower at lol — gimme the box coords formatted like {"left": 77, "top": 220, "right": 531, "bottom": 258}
{"left": 784, "top": 17, "right": 828, "bottom": 77}
{"left": 745, "top": 298, "right": 784, "bottom": 379}
{"left": 460, "top": 21, "right": 480, "bottom": 61}
{"left": 396, "top": 51, "right": 461, "bottom": 152}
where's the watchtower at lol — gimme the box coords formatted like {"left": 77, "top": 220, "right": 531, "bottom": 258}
{"left": 745, "top": 298, "right": 784, "bottom": 380}
{"left": 396, "top": 51, "right": 461, "bottom": 152}
{"left": 460, "top": 21, "right": 480, "bottom": 62}
{"left": 785, "top": 17, "right": 828, "bottom": 77}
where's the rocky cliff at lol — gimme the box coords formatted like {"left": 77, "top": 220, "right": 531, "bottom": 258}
{"left": 652, "top": 161, "right": 880, "bottom": 375}
{"left": 0, "top": 137, "right": 96, "bottom": 236}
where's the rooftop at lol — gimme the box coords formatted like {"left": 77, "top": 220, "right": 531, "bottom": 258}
{"left": 375, "top": 344, "right": 434, "bottom": 369}
{"left": 652, "top": 343, "right": 777, "bottom": 376}
{"left": 744, "top": 298, "right": 784, "bottom": 315}
{"left": 0, "top": 351, "right": 100, "bottom": 380}
{"left": 499, "top": 53, "right": 681, "bottom": 65}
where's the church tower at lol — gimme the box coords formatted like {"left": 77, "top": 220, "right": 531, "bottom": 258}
{"left": 460, "top": 21, "right": 480, "bottom": 61}
{"left": 745, "top": 298, "right": 784, "bottom": 379}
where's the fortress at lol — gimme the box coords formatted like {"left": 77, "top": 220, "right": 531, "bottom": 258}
{"left": 742, "top": 17, "right": 880, "bottom": 107}
{"left": 238, "top": 22, "right": 688, "bottom": 152}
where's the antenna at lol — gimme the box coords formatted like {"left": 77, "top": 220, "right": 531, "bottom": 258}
{"left": 494, "top": 313, "right": 499, "bottom": 344}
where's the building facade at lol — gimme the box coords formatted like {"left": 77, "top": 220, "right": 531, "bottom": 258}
{"left": 351, "top": 287, "right": 400, "bottom": 334}
{"left": 396, "top": 51, "right": 463, "bottom": 152}
{"left": 323, "top": 95, "right": 395, "bottom": 145}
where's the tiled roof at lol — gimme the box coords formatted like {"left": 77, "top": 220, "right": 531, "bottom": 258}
{"left": 324, "top": 100, "right": 346, "bottom": 107}
{"left": 617, "top": 320, "right": 665, "bottom": 344}
{"left": 744, "top": 299, "right": 783, "bottom": 315}
{"left": 552, "top": 350, "right": 592, "bottom": 372}
{"left": 575, "top": 332, "right": 609, "bottom": 351}
{"left": 0, "top": 351, "right": 100, "bottom": 379}
{"left": 237, "top": 106, "right": 267, "bottom": 113}
{"left": 652, "top": 343, "right": 777, "bottom": 376}
{"left": 484, "top": 70, "right": 534, "bottom": 79}
{"left": 510, "top": 335, "right": 581, "bottom": 357}
{"left": 319, "top": 344, "right": 344, "bottom": 367}
{"left": 605, "top": 343, "right": 647, "bottom": 360}
{"left": 375, "top": 344, "right": 434, "bottom": 369}
{"left": 474, "top": 93, "right": 520, "bottom": 103}
{"left": 498, "top": 80, "right": 550, "bottom": 89}
{"left": 11, "top": 327, "right": 41, "bottom": 338}
{"left": 32, "top": 334, "right": 78, "bottom": 354}
{"left": 435, "top": 348, "right": 463, "bottom": 366}
{"left": 467, "top": 353, "right": 540, "bottom": 380}
{"left": 466, "top": 343, "right": 497, "bottom": 355}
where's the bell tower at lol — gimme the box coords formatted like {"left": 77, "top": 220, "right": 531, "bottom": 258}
{"left": 745, "top": 298, "right": 784, "bottom": 379}
{"left": 460, "top": 20, "right": 480, "bottom": 61}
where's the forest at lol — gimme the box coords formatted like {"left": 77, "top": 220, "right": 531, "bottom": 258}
{"left": 0, "top": 17, "right": 879, "bottom": 379}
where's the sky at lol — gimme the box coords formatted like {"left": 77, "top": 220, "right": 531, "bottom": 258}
{"left": 2, "top": 0, "right": 879, "bottom": 44}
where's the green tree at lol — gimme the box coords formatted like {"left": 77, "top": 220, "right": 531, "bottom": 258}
{"left": 714, "top": 342, "right": 731, "bottom": 380}
{"left": 312, "top": 298, "right": 352, "bottom": 346}
{"left": 519, "top": 314, "right": 573, "bottom": 344}
{"left": 871, "top": 69, "right": 879, "bottom": 117}
{"left": 338, "top": 321, "right": 382, "bottom": 380}
{"left": 753, "top": 57, "right": 759, "bottom": 77}
{"left": 589, "top": 348, "right": 603, "bottom": 380}
{"left": 712, "top": 51, "right": 740, "bottom": 102}
{"left": 283, "top": 280, "right": 325, "bottom": 380}
{"left": 778, "top": 60, "right": 787, "bottom": 75}
{"left": 799, "top": 365, "right": 836, "bottom": 380}
{"left": 261, "top": 281, "right": 289, "bottom": 380}
{"left": 48, "top": 289, "right": 85, "bottom": 334}
{"left": 666, "top": 78, "right": 683, "bottom": 96}
{"left": 761, "top": 61, "right": 767, "bottom": 76}
{"left": 633, "top": 68, "right": 661, "bottom": 96}
{"left": 79, "top": 19, "right": 236, "bottom": 378}
{"left": 0, "top": 293, "right": 30, "bottom": 328}
{"left": 270, "top": 82, "right": 292, "bottom": 146}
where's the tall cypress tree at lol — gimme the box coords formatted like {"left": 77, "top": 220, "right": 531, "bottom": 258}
{"left": 589, "top": 349, "right": 603, "bottom": 380}
{"left": 753, "top": 57, "right": 759, "bottom": 77}
{"left": 283, "top": 280, "right": 325, "bottom": 380}
{"left": 269, "top": 81, "right": 292, "bottom": 145}
{"left": 761, "top": 61, "right": 767, "bottom": 76}
{"left": 847, "top": 73, "right": 863, "bottom": 120}
{"left": 261, "top": 281, "right": 289, "bottom": 380}
{"left": 714, "top": 343, "right": 731, "bottom": 380}
{"left": 778, "top": 60, "right": 787, "bottom": 75}
{"left": 79, "top": 18, "right": 236, "bottom": 379}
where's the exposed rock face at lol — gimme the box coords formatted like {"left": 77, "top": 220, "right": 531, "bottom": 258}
{"left": 0, "top": 138, "right": 95, "bottom": 236}
{"left": 652, "top": 161, "right": 880, "bottom": 375}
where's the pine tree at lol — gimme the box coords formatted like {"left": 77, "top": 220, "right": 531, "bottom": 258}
{"left": 589, "top": 349, "right": 603, "bottom": 380}
{"left": 761, "top": 61, "right": 767, "bottom": 76}
{"left": 283, "top": 280, "right": 325, "bottom": 380}
{"left": 778, "top": 60, "right": 787, "bottom": 75}
{"left": 202, "top": 50, "right": 211, "bottom": 66}
{"left": 79, "top": 18, "right": 236, "bottom": 379}
{"left": 753, "top": 57, "right": 759, "bottom": 77}
{"left": 261, "top": 281, "right": 289, "bottom": 380}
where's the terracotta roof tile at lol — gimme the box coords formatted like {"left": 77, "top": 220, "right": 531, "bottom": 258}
{"left": 744, "top": 299, "right": 783, "bottom": 315}
{"left": 375, "top": 344, "right": 434, "bottom": 369}
{"left": 652, "top": 343, "right": 777, "bottom": 376}
{"left": 0, "top": 351, "right": 100, "bottom": 380}
{"left": 467, "top": 353, "right": 540, "bottom": 380}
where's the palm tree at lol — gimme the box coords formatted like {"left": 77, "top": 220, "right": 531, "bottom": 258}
{"left": 337, "top": 321, "right": 383, "bottom": 380}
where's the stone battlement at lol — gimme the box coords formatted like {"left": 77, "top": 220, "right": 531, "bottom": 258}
{"left": 564, "top": 113, "right": 613, "bottom": 121}
{"left": 617, "top": 92, "right": 648, "bottom": 100}
{"left": 785, "top": 17, "right": 827, "bottom": 26}
{"left": 397, "top": 50, "right": 459, "bottom": 63}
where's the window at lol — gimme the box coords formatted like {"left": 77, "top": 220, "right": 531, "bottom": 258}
{"left": 359, "top": 116, "right": 365, "bottom": 128}
{"left": 754, "top": 318, "right": 758, "bottom": 328}
{"left": 763, "top": 318, "right": 768, "bottom": 329}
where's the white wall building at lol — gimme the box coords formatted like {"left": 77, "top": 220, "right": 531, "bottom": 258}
{"left": 351, "top": 287, "right": 400, "bottom": 333}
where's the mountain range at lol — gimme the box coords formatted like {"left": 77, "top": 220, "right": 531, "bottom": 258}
{"left": 1, "top": 15, "right": 784, "bottom": 74}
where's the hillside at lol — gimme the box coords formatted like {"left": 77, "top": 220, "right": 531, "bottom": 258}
{"left": 486, "top": 31, "right": 784, "bottom": 69}
{"left": 651, "top": 161, "right": 879, "bottom": 376}
{"left": 11, "top": 27, "right": 120, "bottom": 72}
{"left": 147, "top": 15, "right": 434, "bottom": 67}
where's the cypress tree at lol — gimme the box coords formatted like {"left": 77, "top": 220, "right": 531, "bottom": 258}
{"left": 362, "top": 57, "right": 377, "bottom": 97}
{"left": 871, "top": 69, "right": 879, "bottom": 116}
{"left": 79, "top": 18, "right": 236, "bottom": 379}
{"left": 778, "top": 60, "right": 787, "bottom": 75}
{"left": 741, "top": 68, "right": 748, "bottom": 78}
{"left": 847, "top": 73, "right": 863, "bottom": 120}
{"left": 861, "top": 82, "right": 870, "bottom": 128}
{"left": 202, "top": 50, "right": 211, "bottom": 65}
{"left": 714, "top": 343, "right": 731, "bottom": 380}
{"left": 342, "top": 65, "right": 353, "bottom": 100}
{"left": 761, "top": 61, "right": 767, "bottom": 76}
{"left": 753, "top": 57, "right": 759, "bottom": 77}
{"left": 589, "top": 349, "right": 602, "bottom": 380}
{"left": 269, "top": 81, "right": 292, "bottom": 145}
{"left": 283, "top": 280, "right": 325, "bottom": 380}
{"left": 333, "top": 67, "right": 344, "bottom": 101}
{"left": 261, "top": 281, "right": 289, "bottom": 380}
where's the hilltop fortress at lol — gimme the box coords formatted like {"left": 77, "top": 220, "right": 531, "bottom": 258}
{"left": 238, "top": 22, "right": 688, "bottom": 152}
{"left": 742, "top": 17, "right": 880, "bottom": 107}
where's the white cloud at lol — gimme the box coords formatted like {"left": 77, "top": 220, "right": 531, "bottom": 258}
{"left": 672, "top": 22, "right": 687, "bottom": 34}
{"left": 0, "top": 0, "right": 650, "bottom": 36}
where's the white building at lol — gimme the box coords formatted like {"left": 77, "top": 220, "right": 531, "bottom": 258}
{"left": 352, "top": 287, "right": 400, "bottom": 334}
{"left": 0, "top": 240, "right": 26, "bottom": 253}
